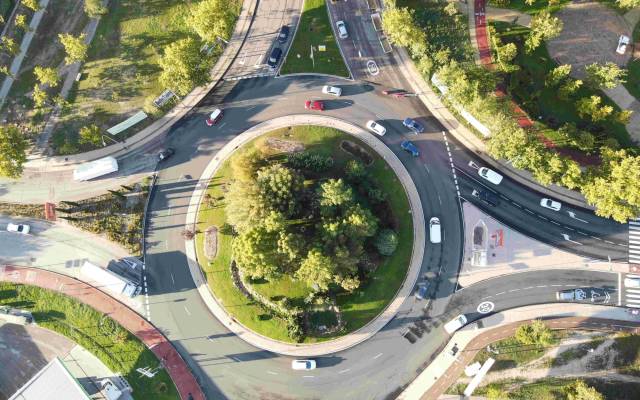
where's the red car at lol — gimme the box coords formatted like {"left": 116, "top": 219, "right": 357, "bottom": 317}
{"left": 206, "top": 108, "right": 223, "bottom": 126}
{"left": 304, "top": 100, "right": 324, "bottom": 111}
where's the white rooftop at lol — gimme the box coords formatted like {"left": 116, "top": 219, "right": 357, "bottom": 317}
{"left": 9, "top": 357, "right": 89, "bottom": 400}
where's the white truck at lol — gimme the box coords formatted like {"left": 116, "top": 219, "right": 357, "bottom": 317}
{"left": 73, "top": 156, "right": 119, "bottom": 181}
{"left": 80, "top": 261, "right": 141, "bottom": 298}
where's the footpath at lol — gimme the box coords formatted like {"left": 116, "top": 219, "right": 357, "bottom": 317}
{"left": 183, "top": 114, "right": 425, "bottom": 356}
{"left": 398, "top": 303, "right": 640, "bottom": 400}
{"left": 0, "top": 265, "right": 204, "bottom": 400}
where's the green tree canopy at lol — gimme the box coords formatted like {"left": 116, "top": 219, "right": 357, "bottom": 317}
{"left": 159, "top": 37, "right": 210, "bottom": 96}
{"left": 14, "top": 14, "right": 27, "bottom": 31}
{"left": 33, "top": 66, "right": 59, "bottom": 87}
{"left": 232, "top": 224, "right": 281, "bottom": 279}
{"left": 0, "top": 125, "right": 29, "bottom": 178}
{"left": 515, "top": 320, "right": 553, "bottom": 346}
{"left": 526, "top": 11, "right": 563, "bottom": 52}
{"left": 1, "top": 37, "right": 19, "bottom": 56}
{"left": 21, "top": 0, "right": 39, "bottom": 11}
{"left": 256, "top": 164, "right": 303, "bottom": 217}
{"left": 564, "top": 380, "right": 604, "bottom": 400}
{"left": 318, "top": 178, "right": 354, "bottom": 210}
{"left": 58, "top": 33, "right": 88, "bottom": 64}
{"left": 295, "top": 249, "right": 336, "bottom": 291}
{"left": 78, "top": 124, "right": 102, "bottom": 146}
{"left": 616, "top": 0, "right": 640, "bottom": 9}
{"left": 545, "top": 64, "right": 571, "bottom": 87}
{"left": 585, "top": 62, "right": 626, "bottom": 89}
{"left": 189, "top": 0, "right": 240, "bottom": 43}
{"left": 381, "top": 7, "right": 426, "bottom": 50}
{"left": 374, "top": 229, "right": 399, "bottom": 256}
{"left": 84, "top": 0, "right": 108, "bottom": 17}
{"left": 576, "top": 96, "right": 614, "bottom": 122}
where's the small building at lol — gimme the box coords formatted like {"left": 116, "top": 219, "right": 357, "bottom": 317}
{"left": 9, "top": 357, "right": 90, "bottom": 400}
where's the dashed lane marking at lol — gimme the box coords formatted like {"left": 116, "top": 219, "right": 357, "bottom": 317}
{"left": 441, "top": 131, "right": 461, "bottom": 197}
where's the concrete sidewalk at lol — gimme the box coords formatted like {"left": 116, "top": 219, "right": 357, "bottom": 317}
{"left": 183, "top": 114, "right": 425, "bottom": 356}
{"left": 398, "top": 304, "right": 640, "bottom": 400}
{"left": 0, "top": 265, "right": 204, "bottom": 400}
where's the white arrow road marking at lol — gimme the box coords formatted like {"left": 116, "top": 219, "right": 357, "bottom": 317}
{"left": 562, "top": 233, "right": 583, "bottom": 245}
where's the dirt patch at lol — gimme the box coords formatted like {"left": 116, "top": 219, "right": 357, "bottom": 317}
{"left": 340, "top": 140, "right": 373, "bottom": 165}
{"left": 264, "top": 137, "right": 305, "bottom": 153}
{"left": 204, "top": 226, "right": 218, "bottom": 259}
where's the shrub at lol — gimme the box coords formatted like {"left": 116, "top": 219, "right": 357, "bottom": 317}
{"left": 344, "top": 159, "right": 368, "bottom": 182}
{"left": 374, "top": 229, "right": 399, "bottom": 256}
{"left": 286, "top": 151, "right": 334, "bottom": 172}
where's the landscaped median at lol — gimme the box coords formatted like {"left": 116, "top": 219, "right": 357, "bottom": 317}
{"left": 280, "top": 0, "right": 349, "bottom": 77}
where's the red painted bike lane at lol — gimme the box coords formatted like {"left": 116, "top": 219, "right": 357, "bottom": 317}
{"left": 0, "top": 265, "right": 204, "bottom": 400}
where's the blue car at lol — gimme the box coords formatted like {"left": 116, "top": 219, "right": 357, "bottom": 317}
{"left": 403, "top": 117, "right": 424, "bottom": 134}
{"left": 401, "top": 140, "right": 420, "bottom": 157}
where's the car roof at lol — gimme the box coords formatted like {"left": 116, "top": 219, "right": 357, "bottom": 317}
{"left": 271, "top": 47, "right": 282, "bottom": 56}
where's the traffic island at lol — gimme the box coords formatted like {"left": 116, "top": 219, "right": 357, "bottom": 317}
{"left": 280, "top": 0, "right": 350, "bottom": 77}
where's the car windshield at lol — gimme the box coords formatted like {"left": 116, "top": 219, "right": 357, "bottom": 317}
{"left": 17, "top": 226, "right": 24, "bottom": 232}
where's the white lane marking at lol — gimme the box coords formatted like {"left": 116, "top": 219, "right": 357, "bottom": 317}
{"left": 508, "top": 289, "right": 520, "bottom": 292}
{"left": 551, "top": 284, "right": 562, "bottom": 287}
{"left": 338, "top": 368, "right": 351, "bottom": 374}
{"left": 170, "top": 272, "right": 175, "bottom": 286}
{"left": 605, "top": 240, "right": 615, "bottom": 244}
{"left": 267, "top": 371, "right": 278, "bottom": 375}
{"left": 303, "top": 375, "right": 314, "bottom": 378}
{"left": 562, "top": 233, "right": 583, "bottom": 245}
{"left": 495, "top": 291, "right": 506, "bottom": 296}
{"left": 625, "top": 293, "right": 640, "bottom": 299}
{"left": 373, "top": 353, "right": 383, "bottom": 359}
{"left": 525, "top": 209, "right": 534, "bottom": 214}
{"left": 537, "top": 285, "right": 547, "bottom": 288}
{"left": 441, "top": 131, "right": 461, "bottom": 197}
{"left": 565, "top": 284, "right": 577, "bottom": 287}
{"left": 523, "top": 287, "right": 534, "bottom": 290}
{"left": 538, "top": 216, "right": 548, "bottom": 221}
{"left": 512, "top": 203, "right": 522, "bottom": 208}
{"left": 619, "top": 273, "right": 622, "bottom": 306}
{"left": 184, "top": 306, "right": 191, "bottom": 316}
{"left": 550, "top": 220, "right": 560, "bottom": 225}
{"left": 219, "top": 122, "right": 227, "bottom": 129}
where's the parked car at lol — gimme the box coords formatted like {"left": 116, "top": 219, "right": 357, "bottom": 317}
{"left": 158, "top": 148, "right": 175, "bottom": 162}
{"left": 401, "top": 140, "right": 420, "bottom": 157}
{"left": 403, "top": 117, "right": 424, "bottom": 134}
{"left": 429, "top": 217, "right": 441, "bottom": 244}
{"left": 540, "top": 198, "right": 561, "bottom": 211}
{"left": 336, "top": 20, "right": 348, "bottom": 39}
{"left": 444, "top": 314, "right": 467, "bottom": 334}
{"left": 416, "top": 281, "right": 430, "bottom": 300}
{"left": 472, "top": 189, "right": 499, "bottom": 207}
{"left": 322, "top": 85, "right": 342, "bottom": 97}
{"left": 267, "top": 47, "right": 283, "bottom": 69}
{"left": 304, "top": 100, "right": 324, "bottom": 111}
{"left": 556, "top": 288, "right": 586, "bottom": 301}
{"left": 478, "top": 167, "right": 503, "bottom": 185}
{"left": 206, "top": 108, "right": 223, "bottom": 126}
{"left": 277, "top": 25, "right": 290, "bottom": 43}
{"left": 7, "top": 223, "right": 30, "bottom": 235}
{"left": 617, "top": 35, "right": 630, "bottom": 55}
{"left": 625, "top": 276, "right": 640, "bottom": 288}
{"left": 366, "top": 120, "right": 386, "bottom": 136}
{"left": 291, "top": 359, "right": 316, "bottom": 370}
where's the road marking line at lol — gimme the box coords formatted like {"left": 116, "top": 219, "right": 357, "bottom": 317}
{"left": 551, "top": 284, "right": 562, "bottom": 287}
{"left": 267, "top": 371, "right": 278, "bottom": 375}
{"left": 605, "top": 240, "right": 615, "bottom": 244}
{"left": 170, "top": 272, "right": 175, "bottom": 286}
{"left": 577, "top": 231, "right": 588, "bottom": 235}
{"left": 550, "top": 220, "right": 560, "bottom": 225}
{"left": 303, "top": 375, "right": 314, "bottom": 378}
{"left": 626, "top": 293, "right": 640, "bottom": 299}
{"left": 525, "top": 209, "right": 534, "bottom": 214}
{"left": 373, "top": 353, "right": 383, "bottom": 359}
{"left": 184, "top": 306, "right": 191, "bottom": 316}
{"left": 564, "top": 284, "right": 577, "bottom": 287}
{"left": 619, "top": 273, "right": 623, "bottom": 306}
{"left": 537, "top": 285, "right": 547, "bottom": 288}
{"left": 338, "top": 368, "right": 351, "bottom": 374}
{"left": 495, "top": 291, "right": 505, "bottom": 296}
{"left": 523, "top": 287, "right": 534, "bottom": 290}
{"left": 512, "top": 203, "right": 522, "bottom": 208}
{"left": 508, "top": 289, "right": 520, "bottom": 292}
{"left": 538, "top": 216, "right": 548, "bottom": 221}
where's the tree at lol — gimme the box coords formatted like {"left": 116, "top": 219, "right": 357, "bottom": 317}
{"left": 494, "top": 42, "right": 518, "bottom": 73}
{"left": 545, "top": 64, "right": 571, "bottom": 87}
{"left": 344, "top": 160, "right": 368, "bottom": 182}
{"left": 526, "top": 11, "right": 563, "bottom": 52}
{"left": 581, "top": 149, "right": 640, "bottom": 222}
{"left": 0, "top": 65, "right": 12, "bottom": 78}
{"left": 558, "top": 79, "right": 582, "bottom": 100}
{"left": 189, "top": 0, "right": 240, "bottom": 43}
{"left": 79, "top": 124, "right": 102, "bottom": 146}
{"left": 381, "top": 7, "right": 426, "bottom": 50}
{"left": 564, "top": 380, "right": 604, "bottom": 400}
{"left": 576, "top": 96, "right": 613, "bottom": 122}
{"left": 0, "top": 125, "right": 29, "bottom": 178}
{"left": 524, "top": 0, "right": 536, "bottom": 5}
{"left": 159, "top": 37, "right": 210, "bottom": 96}
{"left": 616, "top": 0, "right": 640, "bottom": 9}
{"left": 486, "top": 385, "right": 509, "bottom": 400}
{"left": 585, "top": 62, "right": 626, "bottom": 89}
{"left": 1, "top": 37, "right": 19, "bottom": 56}
{"left": 231, "top": 148, "right": 264, "bottom": 182}
{"left": 295, "top": 249, "right": 336, "bottom": 291}
{"left": 317, "top": 178, "right": 354, "bottom": 210}
{"left": 344, "top": 204, "right": 378, "bottom": 238}
{"left": 21, "top": 0, "right": 39, "bottom": 11}
{"left": 14, "top": 14, "right": 27, "bottom": 31}
{"left": 560, "top": 158, "right": 583, "bottom": 189}
{"left": 58, "top": 33, "right": 88, "bottom": 64}
{"left": 33, "top": 66, "right": 59, "bottom": 87}
{"left": 225, "top": 180, "right": 264, "bottom": 232}
{"left": 32, "top": 85, "right": 47, "bottom": 108}
{"left": 374, "top": 229, "right": 399, "bottom": 256}
{"left": 515, "top": 320, "right": 553, "bottom": 346}
{"left": 84, "top": 0, "right": 107, "bottom": 17}
{"left": 256, "top": 164, "right": 303, "bottom": 217}
{"left": 233, "top": 225, "right": 281, "bottom": 279}
{"left": 615, "top": 110, "right": 633, "bottom": 125}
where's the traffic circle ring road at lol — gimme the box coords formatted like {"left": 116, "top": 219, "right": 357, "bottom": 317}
{"left": 477, "top": 301, "right": 495, "bottom": 314}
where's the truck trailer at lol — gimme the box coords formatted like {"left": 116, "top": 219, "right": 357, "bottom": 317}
{"left": 80, "top": 261, "right": 141, "bottom": 298}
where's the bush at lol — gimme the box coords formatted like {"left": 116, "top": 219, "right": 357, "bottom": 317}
{"left": 374, "top": 229, "right": 399, "bottom": 256}
{"left": 344, "top": 159, "right": 368, "bottom": 182}
{"left": 286, "top": 151, "right": 334, "bottom": 172}
{"left": 84, "top": 0, "right": 107, "bottom": 17}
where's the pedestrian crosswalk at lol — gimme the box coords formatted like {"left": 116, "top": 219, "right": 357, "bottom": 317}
{"left": 630, "top": 219, "right": 640, "bottom": 264}
{"left": 623, "top": 274, "right": 640, "bottom": 308}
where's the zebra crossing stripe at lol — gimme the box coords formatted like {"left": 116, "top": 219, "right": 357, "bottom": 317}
{"left": 626, "top": 293, "right": 640, "bottom": 299}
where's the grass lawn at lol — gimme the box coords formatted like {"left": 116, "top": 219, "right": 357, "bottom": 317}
{"left": 0, "top": 283, "right": 179, "bottom": 400}
{"left": 494, "top": 22, "right": 632, "bottom": 148}
{"left": 487, "top": 0, "right": 570, "bottom": 15}
{"left": 280, "top": 0, "right": 349, "bottom": 77}
{"left": 623, "top": 22, "right": 640, "bottom": 102}
{"left": 473, "top": 331, "right": 563, "bottom": 371}
{"left": 195, "top": 125, "right": 412, "bottom": 342}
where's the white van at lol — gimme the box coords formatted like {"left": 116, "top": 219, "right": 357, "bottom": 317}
{"left": 429, "top": 217, "right": 441, "bottom": 244}
{"left": 444, "top": 314, "right": 468, "bottom": 334}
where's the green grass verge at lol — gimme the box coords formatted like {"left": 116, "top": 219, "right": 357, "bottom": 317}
{"left": 494, "top": 22, "right": 632, "bottom": 148}
{"left": 0, "top": 283, "right": 179, "bottom": 400}
{"left": 474, "top": 332, "right": 563, "bottom": 371}
{"left": 487, "top": 0, "right": 570, "bottom": 15}
{"left": 552, "top": 337, "right": 605, "bottom": 367}
{"left": 194, "top": 125, "right": 412, "bottom": 342}
{"left": 280, "top": 0, "right": 349, "bottom": 77}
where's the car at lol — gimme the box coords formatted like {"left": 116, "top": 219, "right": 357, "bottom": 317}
{"left": 291, "top": 359, "right": 316, "bottom": 370}
{"left": 416, "top": 281, "right": 430, "bottom": 300}
{"left": 540, "top": 198, "right": 561, "bottom": 211}
{"left": 556, "top": 288, "right": 587, "bottom": 301}
{"left": 366, "top": 120, "right": 386, "bottom": 136}
{"left": 267, "top": 47, "right": 282, "bottom": 69}
{"left": 382, "top": 89, "right": 407, "bottom": 96}
{"left": 322, "top": 85, "right": 342, "bottom": 97}
{"left": 625, "top": 276, "right": 640, "bottom": 288}
{"left": 617, "top": 34, "right": 630, "bottom": 55}
{"left": 206, "top": 108, "right": 223, "bottom": 126}
{"left": 7, "top": 223, "right": 30, "bottom": 235}
{"left": 401, "top": 140, "right": 420, "bottom": 157}
{"left": 429, "top": 217, "right": 441, "bottom": 244}
{"left": 402, "top": 117, "right": 424, "bottom": 134}
{"left": 478, "top": 167, "right": 503, "bottom": 185}
{"left": 277, "top": 25, "right": 290, "bottom": 43}
{"left": 472, "top": 189, "right": 499, "bottom": 207}
{"left": 336, "top": 20, "right": 348, "bottom": 39}
{"left": 158, "top": 148, "right": 175, "bottom": 162}
{"left": 444, "top": 314, "right": 467, "bottom": 334}
{"left": 304, "top": 100, "right": 324, "bottom": 111}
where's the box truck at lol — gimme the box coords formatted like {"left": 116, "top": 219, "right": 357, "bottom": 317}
{"left": 80, "top": 261, "right": 141, "bottom": 298}
{"left": 73, "top": 156, "right": 119, "bottom": 181}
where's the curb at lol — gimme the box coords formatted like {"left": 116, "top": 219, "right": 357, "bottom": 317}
{"left": 183, "top": 114, "right": 425, "bottom": 356}
{"left": 276, "top": 72, "right": 353, "bottom": 80}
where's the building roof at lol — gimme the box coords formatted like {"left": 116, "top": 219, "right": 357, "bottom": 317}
{"left": 9, "top": 357, "right": 89, "bottom": 400}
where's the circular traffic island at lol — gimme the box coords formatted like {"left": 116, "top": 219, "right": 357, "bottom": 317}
{"left": 195, "top": 125, "right": 414, "bottom": 343}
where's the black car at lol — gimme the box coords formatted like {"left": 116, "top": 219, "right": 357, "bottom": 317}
{"left": 472, "top": 189, "right": 500, "bottom": 207}
{"left": 267, "top": 47, "right": 282, "bottom": 69}
{"left": 277, "top": 25, "right": 290, "bottom": 43}
{"left": 158, "top": 147, "right": 175, "bottom": 162}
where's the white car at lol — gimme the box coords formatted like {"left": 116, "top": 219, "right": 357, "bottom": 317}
{"left": 540, "top": 198, "right": 561, "bottom": 211}
{"left": 336, "top": 20, "right": 348, "bottom": 39}
{"left": 444, "top": 314, "right": 468, "bottom": 334}
{"left": 291, "top": 359, "right": 316, "bottom": 370}
{"left": 625, "top": 276, "right": 640, "bottom": 289}
{"left": 7, "top": 223, "right": 30, "bottom": 234}
{"left": 322, "top": 85, "right": 342, "bottom": 97}
{"left": 617, "top": 35, "right": 630, "bottom": 55}
{"left": 366, "top": 120, "right": 386, "bottom": 136}
{"left": 478, "top": 167, "right": 503, "bottom": 185}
